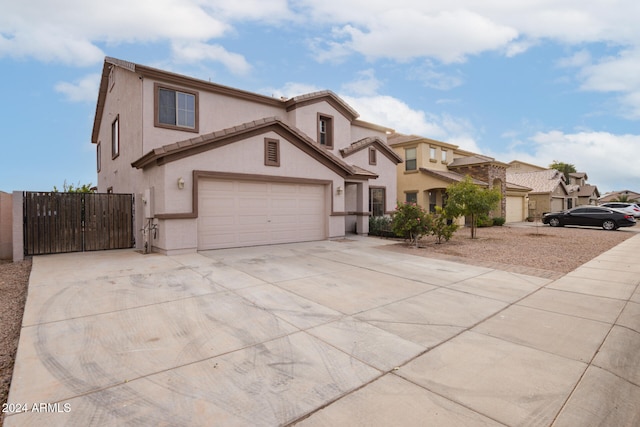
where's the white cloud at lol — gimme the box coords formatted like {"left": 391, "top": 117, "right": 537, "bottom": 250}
{"left": 171, "top": 41, "right": 251, "bottom": 75}
{"left": 54, "top": 73, "right": 101, "bottom": 103}
{"left": 0, "top": 0, "right": 273, "bottom": 71}
{"left": 341, "top": 94, "right": 481, "bottom": 152}
{"left": 576, "top": 48, "right": 640, "bottom": 118}
{"left": 494, "top": 130, "right": 640, "bottom": 192}
{"left": 260, "top": 82, "right": 323, "bottom": 99}
{"left": 557, "top": 49, "right": 592, "bottom": 68}
{"left": 408, "top": 66, "right": 464, "bottom": 91}
{"left": 300, "top": 1, "right": 640, "bottom": 62}
{"left": 341, "top": 69, "right": 382, "bottom": 96}
{"left": 330, "top": 10, "right": 518, "bottom": 64}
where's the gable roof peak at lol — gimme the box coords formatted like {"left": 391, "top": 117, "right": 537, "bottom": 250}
{"left": 284, "top": 90, "right": 359, "bottom": 120}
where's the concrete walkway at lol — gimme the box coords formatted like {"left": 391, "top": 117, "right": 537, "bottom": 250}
{"left": 4, "top": 234, "right": 640, "bottom": 426}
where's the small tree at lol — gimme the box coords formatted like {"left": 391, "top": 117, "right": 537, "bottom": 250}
{"left": 53, "top": 180, "right": 94, "bottom": 193}
{"left": 549, "top": 160, "right": 577, "bottom": 184}
{"left": 613, "top": 194, "right": 631, "bottom": 202}
{"left": 445, "top": 176, "right": 501, "bottom": 239}
{"left": 431, "top": 206, "right": 459, "bottom": 244}
{"left": 391, "top": 202, "right": 432, "bottom": 247}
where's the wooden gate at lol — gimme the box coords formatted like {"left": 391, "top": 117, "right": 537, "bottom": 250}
{"left": 24, "top": 192, "right": 134, "bottom": 255}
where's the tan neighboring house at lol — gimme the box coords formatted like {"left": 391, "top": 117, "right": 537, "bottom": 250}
{"left": 567, "top": 172, "right": 600, "bottom": 206}
{"left": 599, "top": 190, "right": 640, "bottom": 203}
{"left": 506, "top": 169, "right": 570, "bottom": 218}
{"left": 388, "top": 134, "right": 530, "bottom": 222}
{"left": 507, "top": 160, "right": 548, "bottom": 173}
{"left": 92, "top": 57, "right": 402, "bottom": 254}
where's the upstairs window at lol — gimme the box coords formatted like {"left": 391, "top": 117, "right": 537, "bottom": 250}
{"left": 405, "top": 147, "right": 417, "bottom": 171}
{"left": 369, "top": 147, "right": 377, "bottom": 165}
{"left": 430, "top": 146, "right": 437, "bottom": 161}
{"left": 318, "top": 114, "right": 333, "bottom": 148}
{"left": 441, "top": 149, "right": 448, "bottom": 163}
{"left": 155, "top": 84, "right": 198, "bottom": 132}
{"left": 111, "top": 116, "right": 119, "bottom": 159}
{"left": 97, "top": 142, "right": 101, "bottom": 172}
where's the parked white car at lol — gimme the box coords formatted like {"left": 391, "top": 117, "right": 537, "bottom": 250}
{"left": 599, "top": 202, "right": 640, "bottom": 218}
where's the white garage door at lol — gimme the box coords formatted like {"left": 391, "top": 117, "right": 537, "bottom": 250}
{"left": 506, "top": 196, "right": 525, "bottom": 223}
{"left": 198, "top": 179, "right": 326, "bottom": 250}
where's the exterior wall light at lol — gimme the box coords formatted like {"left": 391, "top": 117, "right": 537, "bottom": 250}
{"left": 336, "top": 186, "right": 343, "bottom": 195}
{"left": 177, "top": 177, "right": 185, "bottom": 189}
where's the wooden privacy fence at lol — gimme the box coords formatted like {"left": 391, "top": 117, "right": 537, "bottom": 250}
{"left": 24, "top": 192, "right": 134, "bottom": 255}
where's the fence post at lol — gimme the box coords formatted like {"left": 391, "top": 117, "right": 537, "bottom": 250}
{"left": 12, "top": 191, "right": 24, "bottom": 262}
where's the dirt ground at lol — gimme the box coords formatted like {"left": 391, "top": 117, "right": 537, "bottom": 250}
{"left": 381, "top": 223, "right": 635, "bottom": 275}
{"left": 0, "top": 259, "right": 30, "bottom": 426}
{"left": 0, "top": 224, "right": 634, "bottom": 424}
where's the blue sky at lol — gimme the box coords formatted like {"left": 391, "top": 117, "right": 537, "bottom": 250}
{"left": 2, "top": 0, "right": 640, "bottom": 194}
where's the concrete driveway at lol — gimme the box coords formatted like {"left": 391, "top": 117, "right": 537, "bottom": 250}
{"left": 5, "top": 235, "right": 640, "bottom": 426}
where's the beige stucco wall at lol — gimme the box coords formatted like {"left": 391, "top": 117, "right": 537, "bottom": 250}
{"left": 0, "top": 192, "right": 12, "bottom": 259}
{"left": 142, "top": 80, "right": 283, "bottom": 154}
{"left": 286, "top": 101, "right": 352, "bottom": 153}
{"left": 97, "top": 67, "right": 145, "bottom": 195}
{"left": 147, "top": 131, "right": 349, "bottom": 253}
{"left": 350, "top": 123, "right": 388, "bottom": 143}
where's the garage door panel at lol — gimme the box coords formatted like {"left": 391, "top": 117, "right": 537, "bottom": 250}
{"left": 238, "top": 182, "right": 269, "bottom": 193}
{"left": 239, "top": 197, "right": 268, "bottom": 210}
{"left": 198, "top": 179, "right": 327, "bottom": 250}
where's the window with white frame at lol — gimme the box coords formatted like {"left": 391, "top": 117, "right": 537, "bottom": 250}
{"left": 156, "top": 84, "right": 198, "bottom": 131}
{"left": 405, "top": 147, "right": 417, "bottom": 171}
{"left": 318, "top": 114, "right": 333, "bottom": 148}
{"left": 441, "top": 149, "right": 447, "bottom": 163}
{"left": 430, "top": 146, "right": 436, "bottom": 161}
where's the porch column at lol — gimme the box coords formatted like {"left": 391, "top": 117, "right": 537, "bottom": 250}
{"left": 355, "top": 181, "right": 370, "bottom": 235}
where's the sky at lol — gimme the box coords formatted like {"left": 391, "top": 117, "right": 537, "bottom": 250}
{"left": 1, "top": 0, "right": 640, "bottom": 195}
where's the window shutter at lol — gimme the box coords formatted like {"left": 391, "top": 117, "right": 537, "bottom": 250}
{"left": 265, "top": 139, "right": 280, "bottom": 166}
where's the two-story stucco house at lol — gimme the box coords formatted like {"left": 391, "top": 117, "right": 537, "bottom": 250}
{"left": 388, "top": 133, "right": 531, "bottom": 223}
{"left": 91, "top": 57, "right": 401, "bottom": 254}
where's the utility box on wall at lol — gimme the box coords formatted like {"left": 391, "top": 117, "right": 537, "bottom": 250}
{"left": 143, "top": 187, "right": 155, "bottom": 219}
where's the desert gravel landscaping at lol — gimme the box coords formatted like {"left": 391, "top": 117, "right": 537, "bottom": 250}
{"left": 0, "top": 223, "right": 635, "bottom": 425}
{"left": 383, "top": 223, "right": 635, "bottom": 276}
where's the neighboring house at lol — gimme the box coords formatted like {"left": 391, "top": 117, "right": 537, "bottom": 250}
{"left": 507, "top": 160, "right": 548, "bottom": 173}
{"left": 598, "top": 190, "right": 640, "bottom": 204}
{"left": 388, "top": 133, "right": 529, "bottom": 221}
{"left": 567, "top": 172, "right": 600, "bottom": 206}
{"left": 506, "top": 169, "right": 570, "bottom": 218}
{"left": 92, "top": 57, "right": 401, "bottom": 254}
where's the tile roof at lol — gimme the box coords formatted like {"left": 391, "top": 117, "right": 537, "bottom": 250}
{"left": 506, "top": 169, "right": 565, "bottom": 194}
{"left": 577, "top": 184, "right": 599, "bottom": 198}
{"left": 419, "top": 168, "right": 488, "bottom": 186}
{"left": 131, "top": 117, "right": 377, "bottom": 179}
{"left": 340, "top": 137, "right": 403, "bottom": 163}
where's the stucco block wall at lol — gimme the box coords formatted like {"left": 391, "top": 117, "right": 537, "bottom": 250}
{"left": 0, "top": 192, "right": 12, "bottom": 260}
{"left": 97, "top": 67, "right": 144, "bottom": 194}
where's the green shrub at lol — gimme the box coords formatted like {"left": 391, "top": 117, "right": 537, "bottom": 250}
{"left": 369, "top": 216, "right": 393, "bottom": 237}
{"left": 392, "top": 202, "right": 432, "bottom": 246}
{"left": 431, "top": 207, "right": 459, "bottom": 243}
{"left": 476, "top": 213, "right": 493, "bottom": 227}
{"left": 492, "top": 217, "right": 506, "bottom": 226}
